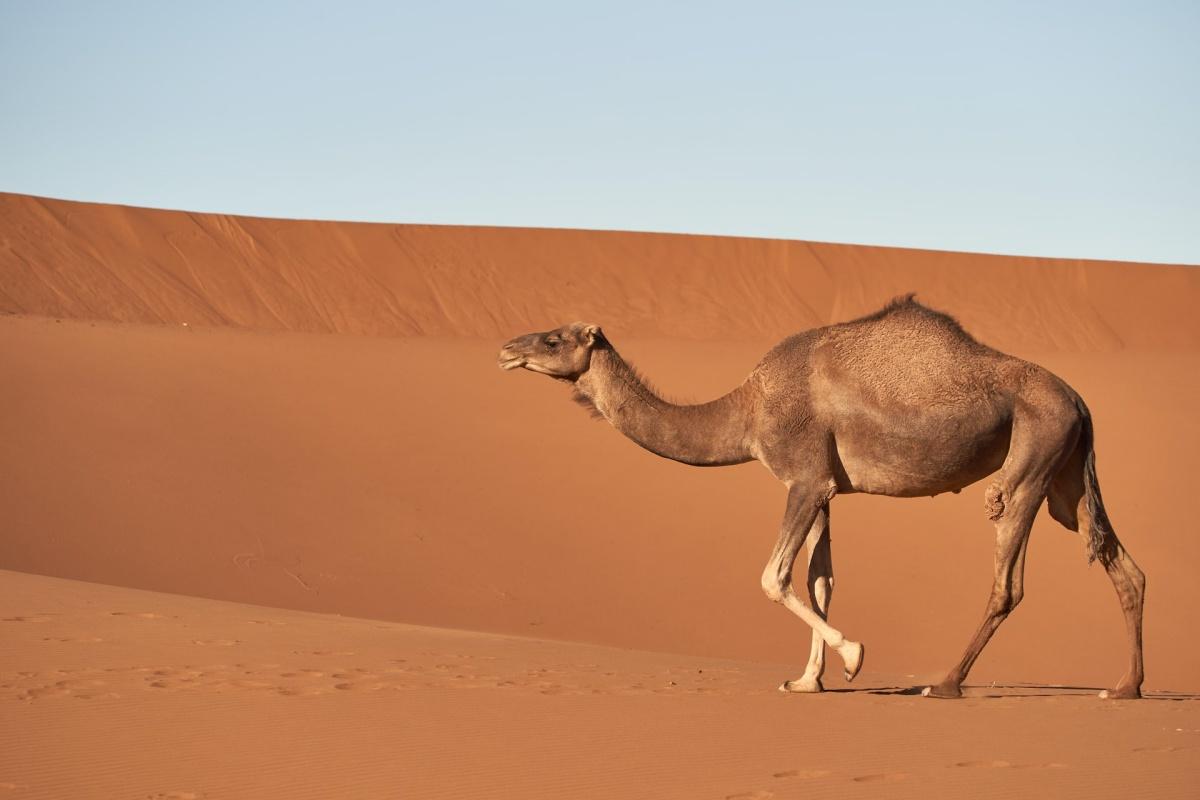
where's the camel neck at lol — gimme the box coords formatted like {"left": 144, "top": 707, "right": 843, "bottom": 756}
{"left": 574, "top": 346, "right": 757, "bottom": 467}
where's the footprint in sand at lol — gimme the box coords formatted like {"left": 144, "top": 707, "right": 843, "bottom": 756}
{"left": 1133, "top": 745, "right": 1187, "bottom": 753}
{"left": 279, "top": 670, "right": 325, "bottom": 678}
{"left": 2, "top": 614, "right": 56, "bottom": 623}
{"left": 773, "top": 769, "right": 831, "bottom": 779}
{"left": 852, "top": 772, "right": 910, "bottom": 783}
{"left": 16, "top": 677, "right": 108, "bottom": 701}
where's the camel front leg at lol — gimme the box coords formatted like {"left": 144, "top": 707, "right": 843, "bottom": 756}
{"left": 780, "top": 507, "right": 833, "bottom": 693}
{"left": 761, "top": 485, "right": 862, "bottom": 690}
{"left": 924, "top": 486, "right": 1039, "bottom": 699}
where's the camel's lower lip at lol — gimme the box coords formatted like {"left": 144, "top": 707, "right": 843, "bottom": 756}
{"left": 498, "top": 358, "right": 525, "bottom": 371}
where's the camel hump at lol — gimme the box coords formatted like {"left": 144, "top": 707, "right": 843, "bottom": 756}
{"left": 808, "top": 298, "right": 1003, "bottom": 409}
{"left": 834, "top": 294, "right": 984, "bottom": 351}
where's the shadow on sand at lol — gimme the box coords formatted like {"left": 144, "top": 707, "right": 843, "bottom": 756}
{"left": 821, "top": 683, "right": 1200, "bottom": 701}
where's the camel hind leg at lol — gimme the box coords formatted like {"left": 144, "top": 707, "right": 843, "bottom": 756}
{"left": 1048, "top": 422, "right": 1145, "bottom": 699}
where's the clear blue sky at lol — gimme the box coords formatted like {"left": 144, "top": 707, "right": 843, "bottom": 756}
{"left": 2, "top": 1, "right": 1197, "bottom": 263}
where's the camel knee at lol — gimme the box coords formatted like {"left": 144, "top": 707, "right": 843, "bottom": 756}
{"left": 760, "top": 569, "right": 788, "bottom": 603}
{"left": 1104, "top": 544, "right": 1146, "bottom": 594}
{"left": 1124, "top": 557, "right": 1146, "bottom": 594}
{"left": 986, "top": 586, "right": 1021, "bottom": 618}
{"left": 1123, "top": 562, "right": 1146, "bottom": 603}
{"left": 1132, "top": 567, "right": 1146, "bottom": 600}
{"left": 1108, "top": 559, "right": 1146, "bottom": 612}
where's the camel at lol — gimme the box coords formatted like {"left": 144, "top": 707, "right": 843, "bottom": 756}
{"left": 497, "top": 296, "right": 1145, "bottom": 699}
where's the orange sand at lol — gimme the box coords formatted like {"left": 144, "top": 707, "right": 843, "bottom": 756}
{"left": 1, "top": 193, "right": 1198, "bottom": 798}
{"left": 2, "top": 570, "right": 1196, "bottom": 800}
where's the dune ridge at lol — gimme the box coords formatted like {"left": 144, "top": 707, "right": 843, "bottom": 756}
{"left": 2, "top": 191, "right": 1197, "bottom": 350}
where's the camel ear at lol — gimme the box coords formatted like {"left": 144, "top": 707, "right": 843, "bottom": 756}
{"left": 581, "top": 324, "right": 602, "bottom": 346}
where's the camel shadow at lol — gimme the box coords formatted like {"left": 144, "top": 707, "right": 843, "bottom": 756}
{"left": 823, "top": 683, "right": 1200, "bottom": 701}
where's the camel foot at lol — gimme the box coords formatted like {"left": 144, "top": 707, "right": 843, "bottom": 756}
{"left": 921, "top": 681, "right": 963, "bottom": 699}
{"left": 838, "top": 640, "right": 864, "bottom": 682}
{"left": 1099, "top": 684, "right": 1141, "bottom": 700}
{"left": 778, "top": 677, "right": 823, "bottom": 693}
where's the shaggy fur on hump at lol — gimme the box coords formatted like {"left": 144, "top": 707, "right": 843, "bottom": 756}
{"left": 847, "top": 294, "right": 979, "bottom": 342}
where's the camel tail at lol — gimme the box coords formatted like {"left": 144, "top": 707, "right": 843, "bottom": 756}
{"left": 1079, "top": 410, "right": 1115, "bottom": 565}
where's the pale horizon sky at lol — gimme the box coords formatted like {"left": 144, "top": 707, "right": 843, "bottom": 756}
{"left": 2, "top": 1, "right": 1197, "bottom": 264}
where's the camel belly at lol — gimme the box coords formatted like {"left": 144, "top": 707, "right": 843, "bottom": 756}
{"left": 831, "top": 406, "right": 1012, "bottom": 497}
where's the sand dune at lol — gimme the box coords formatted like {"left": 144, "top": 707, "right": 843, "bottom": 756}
{"left": 2, "top": 192, "right": 1198, "bottom": 350}
{"left": 2, "top": 194, "right": 1198, "bottom": 798}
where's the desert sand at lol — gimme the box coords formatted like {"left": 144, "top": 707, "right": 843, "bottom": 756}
{"left": 1, "top": 192, "right": 1198, "bottom": 798}
{"left": 3, "top": 570, "right": 1197, "bottom": 800}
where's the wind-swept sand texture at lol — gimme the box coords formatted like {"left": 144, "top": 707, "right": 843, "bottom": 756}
{"left": 2, "top": 193, "right": 1199, "bottom": 797}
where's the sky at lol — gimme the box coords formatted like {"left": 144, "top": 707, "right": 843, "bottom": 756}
{"left": 1, "top": 1, "right": 1197, "bottom": 264}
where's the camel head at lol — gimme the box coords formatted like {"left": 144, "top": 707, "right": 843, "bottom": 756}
{"left": 497, "top": 322, "right": 604, "bottom": 380}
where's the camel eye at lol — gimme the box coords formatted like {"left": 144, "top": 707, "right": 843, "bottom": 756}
{"left": 545, "top": 338, "right": 560, "bottom": 349}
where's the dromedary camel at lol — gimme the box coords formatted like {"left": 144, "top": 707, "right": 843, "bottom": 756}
{"left": 497, "top": 296, "right": 1145, "bottom": 699}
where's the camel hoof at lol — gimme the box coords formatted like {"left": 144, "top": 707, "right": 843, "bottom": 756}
{"left": 839, "top": 641, "right": 864, "bottom": 682}
{"left": 921, "top": 682, "right": 963, "bottom": 699}
{"left": 1099, "top": 685, "right": 1141, "bottom": 700}
{"left": 779, "top": 678, "right": 824, "bottom": 694}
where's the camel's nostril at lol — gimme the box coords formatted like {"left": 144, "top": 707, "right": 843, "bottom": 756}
{"left": 497, "top": 345, "right": 525, "bottom": 370}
